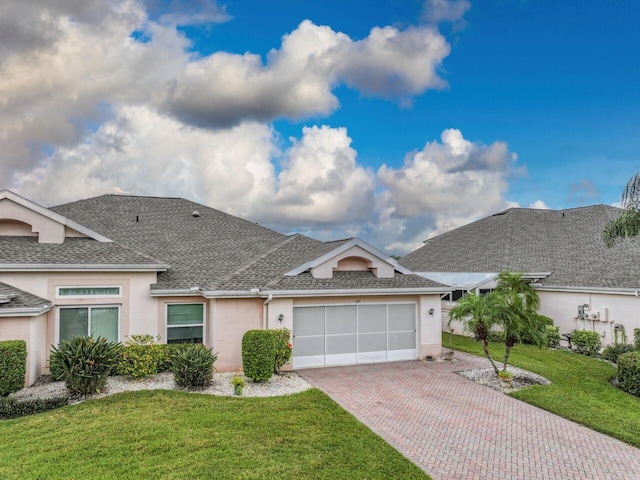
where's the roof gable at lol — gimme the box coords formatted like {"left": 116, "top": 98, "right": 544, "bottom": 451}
{"left": 285, "top": 238, "right": 412, "bottom": 279}
{"left": 0, "top": 190, "right": 112, "bottom": 244}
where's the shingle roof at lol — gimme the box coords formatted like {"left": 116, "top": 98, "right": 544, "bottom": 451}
{"left": 0, "top": 282, "right": 51, "bottom": 311}
{"left": 400, "top": 205, "right": 640, "bottom": 290}
{"left": 52, "top": 195, "right": 287, "bottom": 290}
{"left": 268, "top": 270, "right": 445, "bottom": 291}
{"left": 53, "top": 195, "right": 445, "bottom": 293}
{"left": 0, "top": 236, "right": 166, "bottom": 267}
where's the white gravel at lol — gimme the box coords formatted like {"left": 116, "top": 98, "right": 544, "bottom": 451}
{"left": 10, "top": 371, "right": 312, "bottom": 404}
{"left": 457, "top": 366, "right": 551, "bottom": 393}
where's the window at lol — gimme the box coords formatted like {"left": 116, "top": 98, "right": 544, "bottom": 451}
{"left": 167, "top": 304, "right": 204, "bottom": 344}
{"left": 57, "top": 286, "right": 121, "bottom": 298}
{"left": 59, "top": 306, "right": 119, "bottom": 343}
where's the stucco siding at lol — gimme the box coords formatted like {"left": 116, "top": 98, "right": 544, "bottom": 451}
{"left": 212, "top": 298, "right": 263, "bottom": 372}
{"left": 0, "top": 314, "right": 46, "bottom": 386}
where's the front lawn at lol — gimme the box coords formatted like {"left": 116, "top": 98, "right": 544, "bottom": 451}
{"left": 448, "top": 333, "right": 640, "bottom": 448}
{"left": 0, "top": 389, "right": 428, "bottom": 479}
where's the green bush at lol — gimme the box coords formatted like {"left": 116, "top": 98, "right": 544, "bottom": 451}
{"left": 49, "top": 336, "right": 121, "bottom": 397}
{"left": 0, "top": 340, "right": 27, "bottom": 396}
{"left": 157, "top": 344, "right": 190, "bottom": 372}
{"left": 117, "top": 335, "right": 165, "bottom": 378}
{"left": 171, "top": 344, "right": 217, "bottom": 388}
{"left": 545, "top": 325, "right": 561, "bottom": 348}
{"left": 486, "top": 330, "right": 505, "bottom": 343}
{"left": 635, "top": 328, "right": 640, "bottom": 350}
{"left": 571, "top": 330, "right": 602, "bottom": 356}
{"left": 272, "top": 328, "right": 292, "bottom": 374}
{"left": 603, "top": 343, "right": 636, "bottom": 364}
{"left": 617, "top": 351, "right": 640, "bottom": 397}
{"left": 521, "top": 316, "right": 554, "bottom": 345}
{"left": 48, "top": 351, "right": 66, "bottom": 381}
{"left": 242, "top": 330, "right": 276, "bottom": 382}
{"left": 0, "top": 396, "right": 68, "bottom": 419}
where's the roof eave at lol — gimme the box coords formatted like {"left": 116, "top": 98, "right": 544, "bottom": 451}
{"left": 535, "top": 285, "right": 640, "bottom": 296}
{"left": 0, "top": 264, "right": 169, "bottom": 272}
{"left": 0, "top": 304, "right": 52, "bottom": 317}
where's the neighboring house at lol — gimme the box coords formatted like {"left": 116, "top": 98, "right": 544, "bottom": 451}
{"left": 400, "top": 205, "right": 640, "bottom": 347}
{"left": 0, "top": 190, "right": 448, "bottom": 386}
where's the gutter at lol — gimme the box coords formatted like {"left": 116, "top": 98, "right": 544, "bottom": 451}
{"left": 535, "top": 285, "right": 640, "bottom": 296}
{"left": 0, "top": 304, "right": 53, "bottom": 317}
{"left": 150, "top": 287, "right": 451, "bottom": 299}
{"left": 263, "top": 293, "right": 273, "bottom": 329}
{"left": 0, "top": 264, "right": 169, "bottom": 272}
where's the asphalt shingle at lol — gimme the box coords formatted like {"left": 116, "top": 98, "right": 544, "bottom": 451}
{"left": 400, "top": 205, "right": 640, "bottom": 289}
{"left": 0, "top": 282, "right": 51, "bottom": 311}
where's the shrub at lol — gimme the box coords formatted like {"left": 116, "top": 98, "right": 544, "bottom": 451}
{"left": 521, "top": 316, "right": 554, "bottom": 345}
{"left": 635, "top": 328, "right": 640, "bottom": 350}
{"left": 117, "top": 335, "right": 165, "bottom": 378}
{"left": 171, "top": 344, "right": 217, "bottom": 388}
{"left": 545, "top": 325, "right": 561, "bottom": 348}
{"left": 242, "top": 330, "right": 276, "bottom": 382}
{"left": 571, "top": 330, "right": 602, "bottom": 356}
{"left": 158, "top": 344, "right": 190, "bottom": 372}
{"left": 48, "top": 352, "right": 66, "bottom": 381}
{"left": 0, "top": 340, "right": 27, "bottom": 396}
{"left": 50, "top": 336, "right": 121, "bottom": 397}
{"left": 272, "top": 328, "right": 292, "bottom": 374}
{"left": 602, "top": 344, "right": 636, "bottom": 364}
{"left": 0, "top": 396, "right": 68, "bottom": 419}
{"left": 617, "top": 351, "right": 640, "bottom": 397}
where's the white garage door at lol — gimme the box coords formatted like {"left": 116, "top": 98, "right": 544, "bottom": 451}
{"left": 292, "top": 303, "right": 417, "bottom": 369}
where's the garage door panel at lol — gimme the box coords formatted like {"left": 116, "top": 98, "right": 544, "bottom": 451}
{"left": 293, "top": 336, "right": 325, "bottom": 357}
{"left": 358, "top": 305, "right": 386, "bottom": 333}
{"left": 326, "top": 305, "right": 357, "bottom": 334}
{"left": 358, "top": 332, "right": 387, "bottom": 352}
{"left": 388, "top": 304, "right": 416, "bottom": 332}
{"left": 388, "top": 331, "right": 416, "bottom": 351}
{"left": 294, "top": 307, "right": 325, "bottom": 336}
{"left": 326, "top": 334, "right": 357, "bottom": 355}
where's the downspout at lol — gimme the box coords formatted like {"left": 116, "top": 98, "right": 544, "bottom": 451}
{"left": 262, "top": 294, "right": 273, "bottom": 330}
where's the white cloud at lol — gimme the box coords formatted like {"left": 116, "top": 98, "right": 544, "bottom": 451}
{"left": 423, "top": 0, "right": 471, "bottom": 27}
{"left": 376, "top": 128, "right": 521, "bottom": 253}
{"left": 528, "top": 200, "right": 549, "bottom": 209}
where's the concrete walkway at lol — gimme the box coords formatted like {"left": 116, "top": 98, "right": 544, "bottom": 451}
{"left": 299, "top": 352, "right": 640, "bottom": 480}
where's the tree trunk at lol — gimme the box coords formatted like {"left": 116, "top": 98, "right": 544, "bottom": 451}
{"left": 482, "top": 340, "right": 500, "bottom": 374}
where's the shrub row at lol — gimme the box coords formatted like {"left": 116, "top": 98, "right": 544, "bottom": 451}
{"left": 602, "top": 343, "right": 636, "bottom": 364}
{"left": 0, "top": 396, "right": 68, "bottom": 420}
{"left": 545, "top": 325, "right": 561, "bottom": 348}
{"left": 617, "top": 352, "right": 640, "bottom": 397}
{"left": 0, "top": 340, "right": 27, "bottom": 396}
{"left": 242, "top": 328, "right": 292, "bottom": 382}
{"left": 635, "top": 328, "right": 640, "bottom": 350}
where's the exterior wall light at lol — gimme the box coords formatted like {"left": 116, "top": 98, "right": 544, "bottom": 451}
{"left": 428, "top": 308, "right": 435, "bottom": 316}
{"left": 278, "top": 314, "right": 284, "bottom": 323}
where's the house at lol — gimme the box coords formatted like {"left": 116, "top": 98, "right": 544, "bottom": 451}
{"left": 400, "top": 205, "right": 640, "bottom": 347}
{"left": 0, "top": 190, "right": 448, "bottom": 386}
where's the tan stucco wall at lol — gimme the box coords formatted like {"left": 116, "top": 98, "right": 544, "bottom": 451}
{"left": 0, "top": 271, "right": 158, "bottom": 372}
{"left": 212, "top": 298, "right": 263, "bottom": 372}
{"left": 0, "top": 314, "right": 47, "bottom": 386}
{"left": 538, "top": 291, "right": 640, "bottom": 347}
{"left": 0, "top": 219, "right": 36, "bottom": 236}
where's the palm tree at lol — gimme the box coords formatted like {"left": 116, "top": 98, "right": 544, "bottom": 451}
{"left": 448, "top": 291, "right": 500, "bottom": 374}
{"left": 603, "top": 172, "right": 640, "bottom": 247}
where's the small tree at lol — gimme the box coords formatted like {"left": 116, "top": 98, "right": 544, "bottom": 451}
{"left": 449, "top": 291, "right": 500, "bottom": 374}
{"left": 603, "top": 172, "right": 640, "bottom": 247}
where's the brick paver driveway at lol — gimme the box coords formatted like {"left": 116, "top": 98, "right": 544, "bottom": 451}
{"left": 299, "top": 352, "right": 640, "bottom": 480}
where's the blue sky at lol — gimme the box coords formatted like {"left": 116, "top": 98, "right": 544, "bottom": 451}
{"left": 1, "top": 0, "right": 638, "bottom": 253}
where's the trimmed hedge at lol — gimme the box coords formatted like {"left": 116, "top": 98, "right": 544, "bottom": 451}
{"left": 571, "top": 330, "right": 602, "bottom": 356}
{"left": 0, "top": 396, "right": 68, "bottom": 419}
{"left": 603, "top": 343, "right": 636, "bottom": 364}
{"left": 0, "top": 340, "right": 27, "bottom": 396}
{"left": 617, "top": 351, "right": 640, "bottom": 397}
{"left": 242, "top": 330, "right": 276, "bottom": 382}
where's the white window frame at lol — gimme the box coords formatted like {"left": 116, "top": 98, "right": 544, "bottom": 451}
{"left": 165, "top": 302, "right": 206, "bottom": 345}
{"left": 56, "top": 285, "right": 122, "bottom": 299}
{"left": 55, "top": 305, "right": 121, "bottom": 344}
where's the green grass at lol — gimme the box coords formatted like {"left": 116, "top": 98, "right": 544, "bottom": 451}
{"left": 448, "top": 333, "right": 640, "bottom": 447}
{"left": 0, "top": 389, "right": 428, "bottom": 480}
